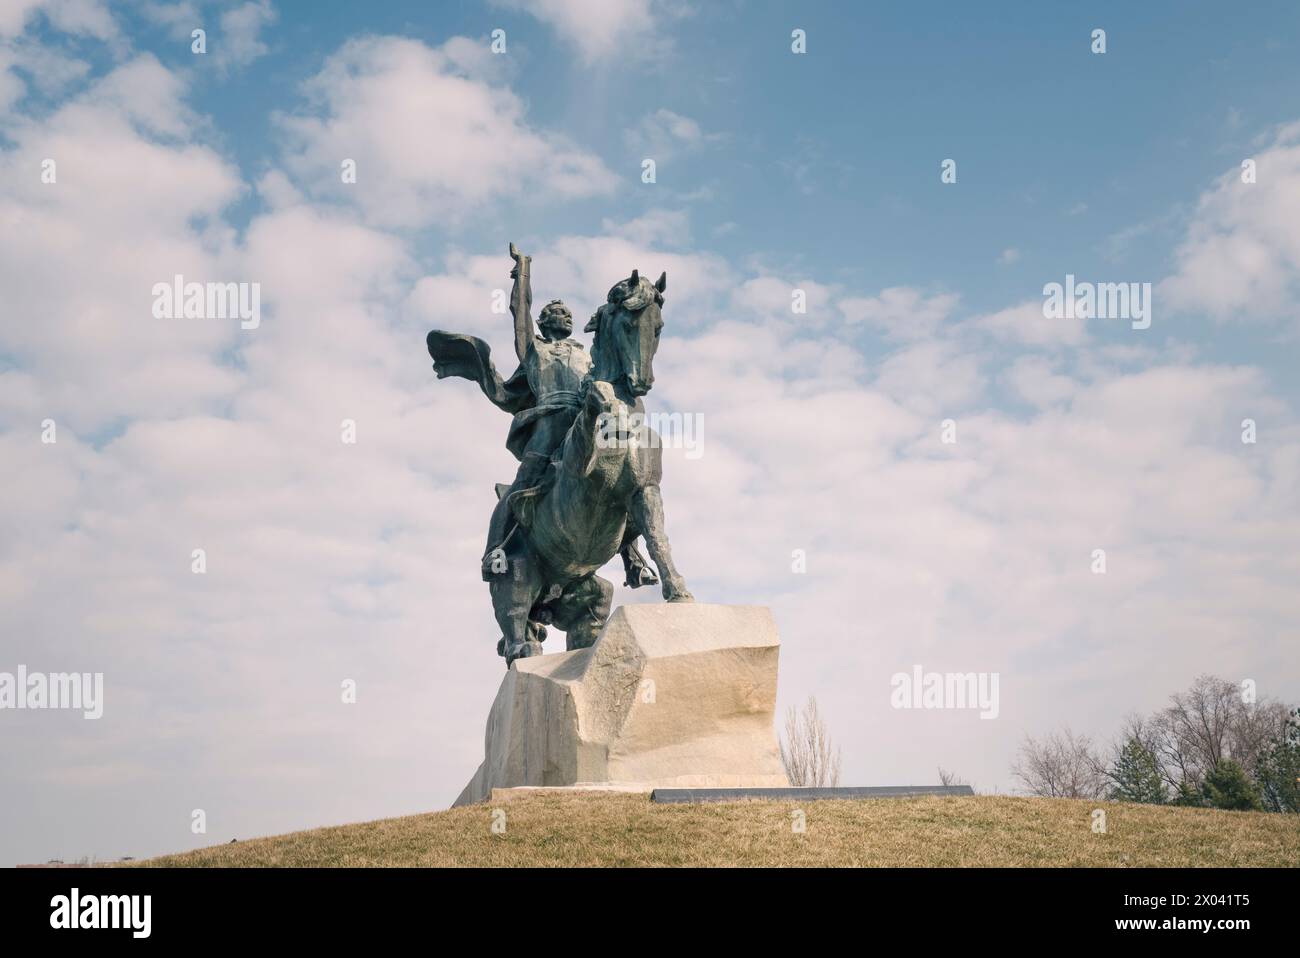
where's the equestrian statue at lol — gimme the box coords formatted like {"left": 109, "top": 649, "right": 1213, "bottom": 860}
{"left": 426, "top": 244, "right": 693, "bottom": 666}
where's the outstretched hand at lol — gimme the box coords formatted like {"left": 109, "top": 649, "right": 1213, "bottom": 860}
{"left": 509, "top": 242, "right": 531, "bottom": 277}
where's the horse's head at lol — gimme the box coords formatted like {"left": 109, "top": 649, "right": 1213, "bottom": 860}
{"left": 586, "top": 269, "right": 666, "bottom": 399}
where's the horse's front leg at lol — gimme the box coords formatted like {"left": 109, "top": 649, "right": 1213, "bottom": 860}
{"left": 629, "top": 484, "right": 693, "bottom": 602}
{"left": 489, "top": 548, "right": 546, "bottom": 666}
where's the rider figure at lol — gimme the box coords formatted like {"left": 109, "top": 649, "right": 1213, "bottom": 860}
{"left": 479, "top": 246, "right": 589, "bottom": 577}
{"left": 482, "top": 246, "right": 653, "bottom": 587}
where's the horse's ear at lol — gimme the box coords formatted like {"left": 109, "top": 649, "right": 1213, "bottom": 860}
{"left": 629, "top": 268, "right": 639, "bottom": 287}
{"left": 655, "top": 271, "right": 666, "bottom": 293}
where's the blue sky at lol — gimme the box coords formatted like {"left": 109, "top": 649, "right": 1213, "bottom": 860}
{"left": 76, "top": 2, "right": 1300, "bottom": 401}
{"left": 1, "top": 0, "right": 1299, "bottom": 865}
{"left": 27, "top": 1, "right": 1300, "bottom": 323}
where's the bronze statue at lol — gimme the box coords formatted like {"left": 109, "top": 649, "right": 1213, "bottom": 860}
{"left": 427, "top": 245, "right": 692, "bottom": 666}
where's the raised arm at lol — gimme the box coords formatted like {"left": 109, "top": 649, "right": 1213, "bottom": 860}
{"left": 508, "top": 242, "right": 533, "bottom": 364}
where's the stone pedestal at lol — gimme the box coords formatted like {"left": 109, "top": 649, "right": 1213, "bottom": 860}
{"left": 454, "top": 604, "right": 790, "bottom": 806}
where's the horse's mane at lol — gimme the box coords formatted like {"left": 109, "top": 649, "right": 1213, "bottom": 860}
{"left": 584, "top": 304, "right": 616, "bottom": 382}
{"left": 584, "top": 276, "right": 662, "bottom": 382}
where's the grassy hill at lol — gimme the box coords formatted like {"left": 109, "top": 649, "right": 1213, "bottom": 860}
{"left": 137, "top": 791, "right": 1300, "bottom": 867}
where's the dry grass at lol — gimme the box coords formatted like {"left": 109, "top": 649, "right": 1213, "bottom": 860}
{"left": 135, "top": 792, "right": 1300, "bottom": 867}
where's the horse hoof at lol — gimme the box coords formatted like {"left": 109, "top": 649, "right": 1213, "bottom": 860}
{"left": 503, "top": 639, "right": 545, "bottom": 667}
{"left": 666, "top": 591, "right": 695, "bottom": 603}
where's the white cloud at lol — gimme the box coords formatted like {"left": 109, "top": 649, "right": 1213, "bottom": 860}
{"left": 0, "top": 0, "right": 116, "bottom": 40}
{"left": 0, "top": 1, "right": 46, "bottom": 38}
{"left": 624, "top": 108, "right": 719, "bottom": 160}
{"left": 490, "top": 0, "right": 674, "bottom": 64}
{"left": 0, "top": 0, "right": 108, "bottom": 117}
{"left": 0, "top": 55, "right": 246, "bottom": 430}
{"left": 874, "top": 341, "right": 986, "bottom": 414}
{"left": 1160, "top": 123, "right": 1300, "bottom": 322}
{"left": 136, "top": 1, "right": 201, "bottom": 36}
{"left": 598, "top": 207, "right": 690, "bottom": 246}
{"left": 729, "top": 275, "right": 834, "bottom": 326}
{"left": 0, "top": 51, "right": 21, "bottom": 112}
{"left": 839, "top": 286, "right": 959, "bottom": 341}
{"left": 649, "top": 307, "right": 1297, "bottom": 806}
{"left": 276, "top": 35, "right": 618, "bottom": 228}
{"left": 26, "top": 40, "right": 90, "bottom": 91}
{"left": 1, "top": 50, "right": 490, "bottom": 864}
{"left": 974, "top": 299, "right": 1088, "bottom": 348}
{"left": 405, "top": 213, "right": 732, "bottom": 349}
{"left": 215, "top": 0, "right": 276, "bottom": 73}
{"left": 1002, "top": 355, "right": 1076, "bottom": 408}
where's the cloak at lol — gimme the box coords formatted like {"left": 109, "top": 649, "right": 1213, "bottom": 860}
{"left": 427, "top": 329, "right": 580, "bottom": 462}
{"left": 426, "top": 329, "right": 533, "bottom": 413}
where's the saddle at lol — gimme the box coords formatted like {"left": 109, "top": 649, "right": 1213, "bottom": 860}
{"left": 497, "top": 458, "right": 560, "bottom": 531}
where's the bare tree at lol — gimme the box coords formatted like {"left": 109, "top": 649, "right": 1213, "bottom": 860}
{"left": 780, "top": 696, "right": 842, "bottom": 786}
{"left": 1011, "top": 727, "right": 1107, "bottom": 798}
{"left": 1223, "top": 690, "right": 1288, "bottom": 779}
{"left": 937, "top": 767, "right": 970, "bottom": 790}
{"left": 1017, "top": 678, "right": 1292, "bottom": 805}
{"left": 1150, "top": 675, "right": 1288, "bottom": 793}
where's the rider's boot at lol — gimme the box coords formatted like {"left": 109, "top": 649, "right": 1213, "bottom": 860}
{"left": 482, "top": 496, "right": 513, "bottom": 581}
{"left": 620, "top": 541, "right": 659, "bottom": 588}
{"left": 482, "top": 453, "right": 552, "bottom": 579}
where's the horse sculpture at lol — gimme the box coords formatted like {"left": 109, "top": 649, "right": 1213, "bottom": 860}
{"left": 427, "top": 261, "right": 693, "bottom": 667}
{"left": 488, "top": 269, "right": 693, "bottom": 664}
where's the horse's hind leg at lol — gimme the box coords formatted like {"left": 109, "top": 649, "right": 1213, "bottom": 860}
{"left": 551, "top": 574, "right": 613, "bottom": 651}
{"left": 489, "top": 550, "right": 545, "bottom": 666}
